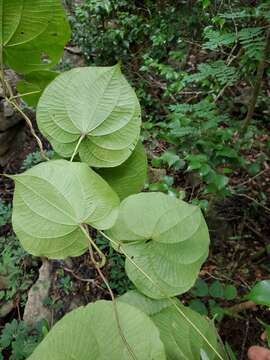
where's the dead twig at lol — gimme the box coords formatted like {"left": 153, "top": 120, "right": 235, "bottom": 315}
{"left": 63, "top": 267, "right": 96, "bottom": 284}
{"left": 234, "top": 193, "right": 270, "bottom": 214}
{"left": 240, "top": 319, "right": 250, "bottom": 360}
{"left": 234, "top": 169, "right": 267, "bottom": 188}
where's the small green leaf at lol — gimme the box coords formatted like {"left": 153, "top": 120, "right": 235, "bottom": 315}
{"left": 248, "top": 163, "right": 261, "bottom": 176}
{"left": 224, "top": 285, "right": 237, "bottom": 300}
{"left": 216, "top": 148, "right": 238, "bottom": 159}
{"left": 202, "top": 0, "right": 211, "bottom": 9}
{"left": 209, "top": 281, "right": 224, "bottom": 299}
{"left": 247, "top": 280, "right": 270, "bottom": 307}
{"left": 191, "top": 279, "right": 209, "bottom": 297}
{"left": 189, "top": 299, "right": 208, "bottom": 316}
{"left": 162, "top": 152, "right": 179, "bottom": 167}
{"left": 208, "top": 300, "right": 224, "bottom": 322}
{"left": 212, "top": 174, "right": 229, "bottom": 191}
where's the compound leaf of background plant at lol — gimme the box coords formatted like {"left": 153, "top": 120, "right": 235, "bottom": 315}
{"left": 224, "top": 285, "right": 237, "bottom": 301}
{"left": 37, "top": 65, "right": 141, "bottom": 168}
{"left": 247, "top": 280, "right": 270, "bottom": 307}
{"left": 107, "top": 192, "right": 210, "bottom": 299}
{"left": 97, "top": 142, "right": 147, "bottom": 200}
{"left": 1, "top": 0, "right": 70, "bottom": 74}
{"left": 120, "top": 290, "right": 225, "bottom": 360}
{"left": 209, "top": 281, "right": 224, "bottom": 299}
{"left": 10, "top": 160, "right": 119, "bottom": 259}
{"left": 190, "top": 279, "right": 209, "bottom": 297}
{"left": 17, "top": 70, "right": 59, "bottom": 107}
{"left": 28, "top": 300, "right": 166, "bottom": 360}
{"left": 189, "top": 299, "right": 208, "bottom": 316}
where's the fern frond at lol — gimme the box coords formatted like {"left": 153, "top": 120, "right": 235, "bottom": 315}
{"left": 184, "top": 60, "right": 238, "bottom": 86}
{"left": 203, "top": 28, "right": 237, "bottom": 50}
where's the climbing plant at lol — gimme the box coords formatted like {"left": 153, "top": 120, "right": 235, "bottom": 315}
{"left": 1, "top": 1, "right": 230, "bottom": 359}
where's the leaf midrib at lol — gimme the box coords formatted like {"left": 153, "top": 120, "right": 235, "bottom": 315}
{"left": 14, "top": 174, "right": 77, "bottom": 224}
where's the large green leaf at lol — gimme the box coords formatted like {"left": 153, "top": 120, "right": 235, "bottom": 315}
{"left": 29, "top": 300, "right": 166, "bottom": 360}
{"left": 36, "top": 65, "right": 141, "bottom": 168}
{"left": 1, "top": 0, "right": 70, "bottom": 74}
{"left": 120, "top": 291, "right": 224, "bottom": 360}
{"left": 97, "top": 142, "right": 148, "bottom": 200}
{"left": 10, "top": 160, "right": 119, "bottom": 259}
{"left": 106, "top": 192, "right": 209, "bottom": 299}
{"left": 17, "top": 70, "right": 59, "bottom": 107}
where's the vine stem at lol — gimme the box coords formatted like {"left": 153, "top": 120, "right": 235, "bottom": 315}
{"left": 9, "top": 90, "right": 41, "bottom": 100}
{"left": 79, "top": 225, "right": 106, "bottom": 268}
{"left": 5, "top": 97, "right": 49, "bottom": 161}
{"left": 81, "top": 226, "right": 137, "bottom": 360}
{"left": 241, "top": 27, "right": 270, "bottom": 134}
{"left": 70, "top": 134, "right": 85, "bottom": 162}
{"left": 93, "top": 257, "right": 138, "bottom": 360}
{"left": 0, "top": 44, "right": 5, "bottom": 97}
{"left": 99, "top": 230, "right": 225, "bottom": 360}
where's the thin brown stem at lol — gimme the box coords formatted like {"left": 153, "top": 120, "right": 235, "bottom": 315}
{"left": 86, "top": 241, "right": 137, "bottom": 360}
{"left": 5, "top": 97, "right": 49, "bottom": 161}
{"left": 63, "top": 267, "right": 95, "bottom": 284}
{"left": 234, "top": 192, "right": 270, "bottom": 214}
{"left": 234, "top": 168, "right": 267, "bottom": 188}
{"left": 241, "top": 28, "right": 270, "bottom": 134}
{"left": 94, "top": 262, "right": 138, "bottom": 360}
{"left": 0, "top": 45, "right": 5, "bottom": 97}
{"left": 79, "top": 225, "right": 106, "bottom": 268}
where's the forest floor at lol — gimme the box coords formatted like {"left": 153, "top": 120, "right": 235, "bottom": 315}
{"left": 0, "top": 120, "right": 270, "bottom": 359}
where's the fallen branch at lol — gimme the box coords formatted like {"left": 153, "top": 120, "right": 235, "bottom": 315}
{"left": 227, "top": 301, "right": 257, "bottom": 314}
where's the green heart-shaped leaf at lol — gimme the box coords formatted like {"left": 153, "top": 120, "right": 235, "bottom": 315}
{"left": 97, "top": 142, "right": 148, "bottom": 200}
{"left": 28, "top": 300, "right": 166, "bottom": 360}
{"left": 1, "top": 0, "right": 70, "bottom": 74}
{"left": 106, "top": 192, "right": 210, "bottom": 299}
{"left": 120, "top": 291, "right": 224, "bottom": 360}
{"left": 37, "top": 65, "right": 141, "bottom": 168}
{"left": 11, "top": 160, "right": 119, "bottom": 258}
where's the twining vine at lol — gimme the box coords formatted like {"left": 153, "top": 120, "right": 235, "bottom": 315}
{"left": 4, "top": 1, "right": 269, "bottom": 359}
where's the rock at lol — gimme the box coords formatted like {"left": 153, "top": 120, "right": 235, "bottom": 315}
{"left": 0, "top": 125, "right": 25, "bottom": 166}
{"left": 0, "top": 275, "right": 9, "bottom": 289}
{"left": 0, "top": 300, "right": 14, "bottom": 318}
{"left": 23, "top": 259, "right": 52, "bottom": 326}
{"left": 0, "top": 69, "right": 25, "bottom": 166}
